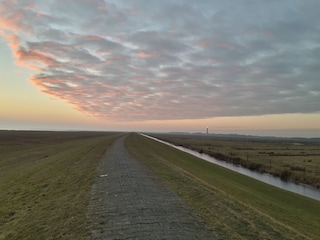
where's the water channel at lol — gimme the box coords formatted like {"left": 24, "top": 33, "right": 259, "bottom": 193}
{"left": 141, "top": 134, "right": 320, "bottom": 201}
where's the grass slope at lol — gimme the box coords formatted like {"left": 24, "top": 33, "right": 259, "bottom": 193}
{"left": 0, "top": 131, "right": 123, "bottom": 240}
{"left": 151, "top": 133, "right": 320, "bottom": 188}
{"left": 126, "top": 133, "right": 320, "bottom": 240}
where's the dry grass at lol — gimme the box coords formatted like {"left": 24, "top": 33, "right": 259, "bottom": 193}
{"left": 150, "top": 133, "right": 320, "bottom": 188}
{"left": 126, "top": 133, "right": 320, "bottom": 240}
{"left": 0, "top": 131, "right": 123, "bottom": 240}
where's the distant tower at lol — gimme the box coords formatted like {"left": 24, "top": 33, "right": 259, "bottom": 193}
{"left": 206, "top": 127, "right": 209, "bottom": 134}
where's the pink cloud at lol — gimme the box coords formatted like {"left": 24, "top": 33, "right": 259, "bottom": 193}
{"left": 0, "top": 32, "right": 21, "bottom": 52}
{"left": 196, "top": 39, "right": 210, "bottom": 48}
{"left": 15, "top": 48, "right": 59, "bottom": 70}
{"left": 0, "top": 2, "right": 34, "bottom": 35}
{"left": 138, "top": 51, "right": 159, "bottom": 58}
{"left": 0, "top": 0, "right": 318, "bottom": 122}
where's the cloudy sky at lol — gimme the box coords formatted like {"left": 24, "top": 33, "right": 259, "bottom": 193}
{"left": 1, "top": 0, "right": 319, "bottom": 136}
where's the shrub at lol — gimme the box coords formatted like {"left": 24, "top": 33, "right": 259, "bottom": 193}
{"left": 280, "top": 169, "right": 292, "bottom": 181}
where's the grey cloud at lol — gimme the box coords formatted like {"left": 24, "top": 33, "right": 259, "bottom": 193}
{"left": 0, "top": 0, "right": 319, "bottom": 121}
{"left": 130, "top": 30, "right": 188, "bottom": 54}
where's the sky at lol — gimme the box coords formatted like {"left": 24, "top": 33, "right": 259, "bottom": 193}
{"left": 0, "top": 0, "right": 320, "bottom": 137}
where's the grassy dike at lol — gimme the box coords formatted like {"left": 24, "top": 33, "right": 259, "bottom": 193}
{"left": 0, "top": 131, "right": 123, "bottom": 240}
{"left": 126, "top": 133, "right": 320, "bottom": 240}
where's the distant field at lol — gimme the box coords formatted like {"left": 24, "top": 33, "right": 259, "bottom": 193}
{"left": 126, "top": 133, "right": 320, "bottom": 239}
{"left": 0, "top": 131, "right": 123, "bottom": 239}
{"left": 149, "top": 133, "right": 320, "bottom": 189}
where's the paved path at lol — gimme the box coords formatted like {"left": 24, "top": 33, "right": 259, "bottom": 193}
{"left": 88, "top": 136, "right": 216, "bottom": 239}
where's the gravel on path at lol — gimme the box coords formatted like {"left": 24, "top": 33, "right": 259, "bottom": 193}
{"left": 87, "top": 136, "right": 216, "bottom": 239}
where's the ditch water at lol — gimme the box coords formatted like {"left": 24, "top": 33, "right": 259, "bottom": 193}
{"left": 142, "top": 134, "right": 320, "bottom": 201}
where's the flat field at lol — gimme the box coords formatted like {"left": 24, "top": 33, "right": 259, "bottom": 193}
{"left": 0, "top": 131, "right": 123, "bottom": 239}
{"left": 2, "top": 131, "right": 319, "bottom": 239}
{"left": 126, "top": 133, "right": 320, "bottom": 240}
{"left": 150, "top": 133, "right": 320, "bottom": 188}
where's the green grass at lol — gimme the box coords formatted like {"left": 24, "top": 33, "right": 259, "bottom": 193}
{"left": 0, "top": 131, "right": 123, "bottom": 240}
{"left": 150, "top": 133, "right": 320, "bottom": 188}
{"left": 126, "top": 133, "right": 320, "bottom": 240}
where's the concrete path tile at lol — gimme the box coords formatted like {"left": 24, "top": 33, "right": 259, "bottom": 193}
{"left": 88, "top": 136, "right": 216, "bottom": 239}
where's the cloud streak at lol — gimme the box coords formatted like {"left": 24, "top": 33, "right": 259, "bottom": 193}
{"left": 1, "top": 0, "right": 319, "bottom": 121}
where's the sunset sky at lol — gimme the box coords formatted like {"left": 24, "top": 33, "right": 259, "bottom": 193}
{"left": 1, "top": 0, "right": 319, "bottom": 137}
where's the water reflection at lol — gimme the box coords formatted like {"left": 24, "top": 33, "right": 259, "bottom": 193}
{"left": 142, "top": 134, "right": 320, "bottom": 201}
